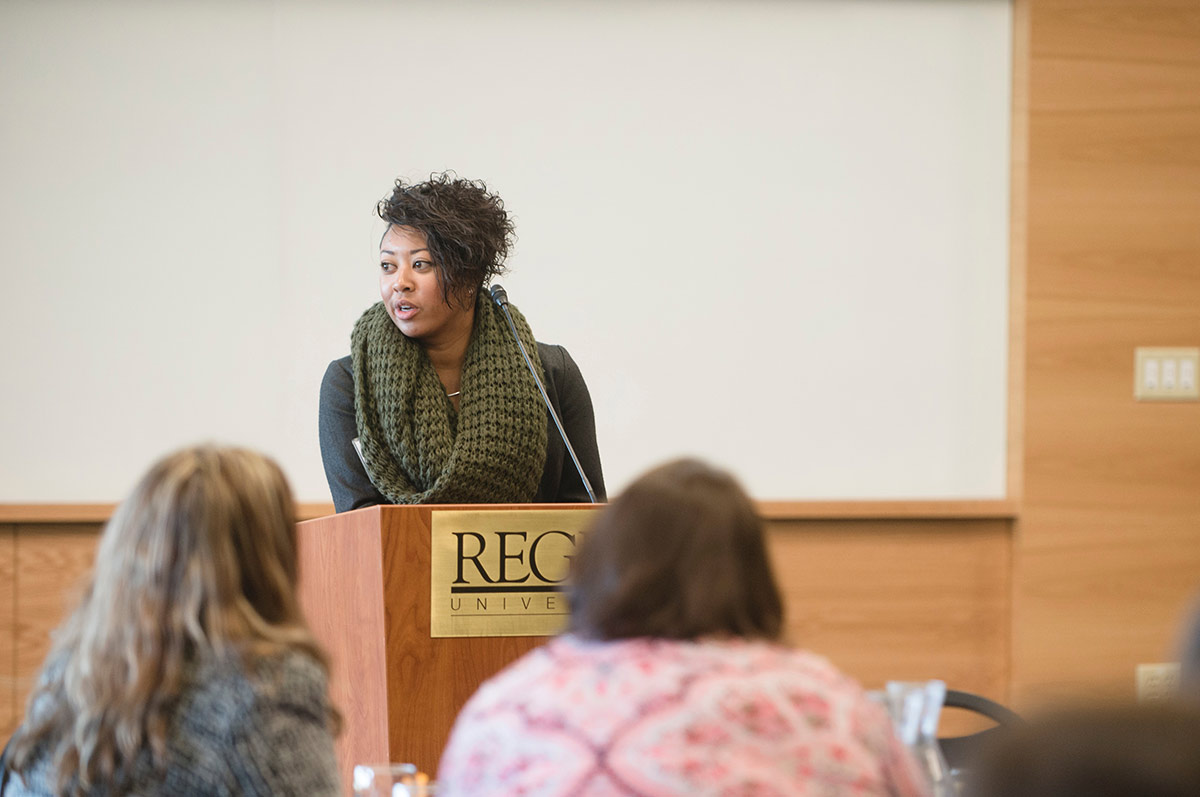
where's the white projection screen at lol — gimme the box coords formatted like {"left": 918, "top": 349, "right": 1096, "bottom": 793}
{"left": 0, "top": 0, "right": 1012, "bottom": 503}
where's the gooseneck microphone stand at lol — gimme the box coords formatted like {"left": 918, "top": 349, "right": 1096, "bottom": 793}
{"left": 489, "top": 284, "right": 597, "bottom": 504}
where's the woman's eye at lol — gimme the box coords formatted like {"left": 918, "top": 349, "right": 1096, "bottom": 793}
{"left": 414, "top": 260, "right": 434, "bottom": 271}
{"left": 380, "top": 262, "right": 395, "bottom": 273}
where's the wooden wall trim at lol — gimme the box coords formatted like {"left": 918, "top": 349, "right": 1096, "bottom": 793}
{"left": 750, "top": 500, "right": 1013, "bottom": 520}
{"left": 0, "top": 505, "right": 117, "bottom": 523}
{"left": 1, "top": 500, "right": 1018, "bottom": 524}
{"left": 0, "top": 503, "right": 337, "bottom": 524}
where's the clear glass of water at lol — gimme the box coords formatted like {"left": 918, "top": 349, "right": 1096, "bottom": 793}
{"left": 879, "top": 680, "right": 957, "bottom": 797}
{"left": 352, "top": 763, "right": 436, "bottom": 797}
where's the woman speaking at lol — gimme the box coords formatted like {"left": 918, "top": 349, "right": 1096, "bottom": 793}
{"left": 319, "top": 172, "right": 605, "bottom": 511}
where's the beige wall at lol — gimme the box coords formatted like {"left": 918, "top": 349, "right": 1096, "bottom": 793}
{"left": 1014, "top": 0, "right": 1200, "bottom": 705}
{"left": 0, "top": 0, "right": 1012, "bottom": 504}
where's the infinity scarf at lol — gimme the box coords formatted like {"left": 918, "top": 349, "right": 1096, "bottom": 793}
{"left": 350, "top": 294, "right": 548, "bottom": 504}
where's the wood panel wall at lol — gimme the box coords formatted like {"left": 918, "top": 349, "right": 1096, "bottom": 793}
{"left": 767, "top": 519, "right": 1010, "bottom": 704}
{"left": 0, "top": 525, "right": 99, "bottom": 740}
{"left": 1016, "top": 0, "right": 1200, "bottom": 705}
{"left": 1, "top": 525, "right": 14, "bottom": 738}
{"left": 0, "top": 515, "right": 1010, "bottom": 741}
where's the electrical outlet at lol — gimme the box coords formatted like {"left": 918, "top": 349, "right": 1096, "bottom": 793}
{"left": 1136, "top": 662, "right": 1180, "bottom": 703}
{"left": 1135, "top": 347, "right": 1200, "bottom": 401}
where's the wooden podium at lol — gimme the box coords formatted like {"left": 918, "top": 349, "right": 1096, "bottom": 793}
{"left": 296, "top": 504, "right": 598, "bottom": 789}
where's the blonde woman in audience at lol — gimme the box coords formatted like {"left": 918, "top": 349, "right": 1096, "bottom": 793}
{"left": 0, "top": 445, "right": 339, "bottom": 797}
{"left": 437, "top": 458, "right": 928, "bottom": 796}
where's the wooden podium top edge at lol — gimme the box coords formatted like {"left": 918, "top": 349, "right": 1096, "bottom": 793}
{"left": 2, "top": 499, "right": 1017, "bottom": 524}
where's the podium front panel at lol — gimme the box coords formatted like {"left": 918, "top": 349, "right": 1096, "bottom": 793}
{"left": 430, "top": 508, "right": 600, "bottom": 637}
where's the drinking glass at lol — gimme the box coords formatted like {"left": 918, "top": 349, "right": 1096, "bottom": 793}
{"left": 878, "top": 680, "right": 957, "bottom": 797}
{"left": 352, "top": 763, "right": 436, "bottom": 797}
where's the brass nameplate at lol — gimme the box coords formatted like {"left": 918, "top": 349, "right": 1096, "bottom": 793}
{"left": 430, "top": 508, "right": 600, "bottom": 638}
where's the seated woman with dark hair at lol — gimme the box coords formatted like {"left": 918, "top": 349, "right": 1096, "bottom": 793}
{"left": 437, "top": 458, "right": 928, "bottom": 796}
{"left": 1, "top": 446, "right": 339, "bottom": 797}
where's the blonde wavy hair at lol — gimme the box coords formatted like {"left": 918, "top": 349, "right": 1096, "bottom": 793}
{"left": 6, "top": 445, "right": 333, "bottom": 795}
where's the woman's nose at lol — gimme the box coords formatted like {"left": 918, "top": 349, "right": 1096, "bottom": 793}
{"left": 392, "top": 268, "right": 412, "bottom": 292}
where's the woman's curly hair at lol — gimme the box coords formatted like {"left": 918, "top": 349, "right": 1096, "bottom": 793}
{"left": 377, "top": 171, "right": 515, "bottom": 304}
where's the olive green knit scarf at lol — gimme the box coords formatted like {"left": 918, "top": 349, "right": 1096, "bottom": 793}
{"left": 350, "top": 294, "right": 548, "bottom": 504}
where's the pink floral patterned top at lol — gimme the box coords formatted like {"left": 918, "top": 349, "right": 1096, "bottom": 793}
{"left": 438, "top": 635, "right": 930, "bottom": 796}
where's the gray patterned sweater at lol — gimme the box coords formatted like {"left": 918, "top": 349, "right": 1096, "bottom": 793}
{"left": 4, "top": 651, "right": 339, "bottom": 796}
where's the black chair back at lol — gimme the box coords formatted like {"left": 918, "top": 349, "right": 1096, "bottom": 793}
{"left": 938, "top": 689, "right": 1024, "bottom": 775}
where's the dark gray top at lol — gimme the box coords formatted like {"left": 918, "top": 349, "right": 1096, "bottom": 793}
{"left": 4, "top": 652, "right": 339, "bottom": 797}
{"left": 318, "top": 342, "right": 605, "bottom": 511}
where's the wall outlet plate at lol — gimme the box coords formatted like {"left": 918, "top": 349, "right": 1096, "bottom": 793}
{"left": 1134, "top": 347, "right": 1199, "bottom": 401}
{"left": 1136, "top": 662, "right": 1180, "bottom": 702}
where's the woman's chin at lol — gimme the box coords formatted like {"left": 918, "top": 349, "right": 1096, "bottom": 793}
{"left": 388, "top": 315, "right": 423, "bottom": 340}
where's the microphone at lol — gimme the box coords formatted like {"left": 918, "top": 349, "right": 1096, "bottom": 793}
{"left": 489, "top": 283, "right": 597, "bottom": 503}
